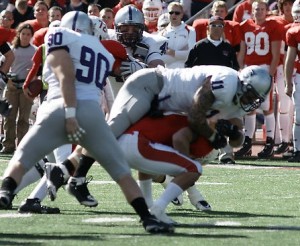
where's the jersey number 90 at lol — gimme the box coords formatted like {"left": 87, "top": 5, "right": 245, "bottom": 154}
{"left": 47, "top": 32, "right": 109, "bottom": 90}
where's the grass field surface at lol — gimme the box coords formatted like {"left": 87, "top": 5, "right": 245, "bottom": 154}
{"left": 0, "top": 154, "right": 300, "bottom": 246}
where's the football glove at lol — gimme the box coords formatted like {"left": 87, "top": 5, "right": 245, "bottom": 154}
{"left": 209, "top": 131, "right": 227, "bottom": 149}
{"left": 215, "top": 119, "right": 240, "bottom": 140}
{"left": 120, "top": 55, "right": 148, "bottom": 78}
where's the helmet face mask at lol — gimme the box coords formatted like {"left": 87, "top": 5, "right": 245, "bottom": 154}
{"left": 115, "top": 5, "right": 145, "bottom": 47}
{"left": 116, "top": 24, "right": 143, "bottom": 47}
{"left": 142, "top": 0, "right": 162, "bottom": 22}
{"left": 60, "top": 11, "right": 93, "bottom": 35}
{"left": 292, "top": 0, "right": 300, "bottom": 22}
{"left": 239, "top": 83, "right": 265, "bottom": 112}
{"left": 237, "top": 65, "right": 271, "bottom": 113}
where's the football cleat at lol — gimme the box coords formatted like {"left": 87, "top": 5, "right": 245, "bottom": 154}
{"left": 45, "top": 163, "right": 70, "bottom": 201}
{"left": 234, "top": 136, "right": 252, "bottom": 157}
{"left": 219, "top": 157, "right": 236, "bottom": 164}
{"left": 149, "top": 205, "right": 177, "bottom": 225}
{"left": 18, "top": 198, "right": 60, "bottom": 214}
{"left": 142, "top": 215, "right": 175, "bottom": 234}
{"left": 288, "top": 151, "right": 300, "bottom": 162}
{"left": 274, "top": 142, "right": 289, "bottom": 154}
{"left": 66, "top": 176, "right": 98, "bottom": 207}
{"left": 257, "top": 137, "right": 274, "bottom": 159}
{"left": 0, "top": 190, "right": 14, "bottom": 209}
{"left": 194, "top": 200, "right": 212, "bottom": 211}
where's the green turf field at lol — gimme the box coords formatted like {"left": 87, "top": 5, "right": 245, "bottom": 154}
{"left": 0, "top": 155, "right": 300, "bottom": 246}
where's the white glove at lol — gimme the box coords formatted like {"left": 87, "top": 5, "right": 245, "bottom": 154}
{"left": 120, "top": 55, "right": 148, "bottom": 78}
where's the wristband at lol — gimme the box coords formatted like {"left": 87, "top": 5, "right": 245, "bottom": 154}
{"left": 64, "top": 107, "right": 76, "bottom": 119}
{"left": 208, "top": 131, "right": 216, "bottom": 142}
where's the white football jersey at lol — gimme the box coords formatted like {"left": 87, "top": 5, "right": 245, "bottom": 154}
{"left": 109, "top": 29, "right": 168, "bottom": 64}
{"left": 139, "top": 31, "right": 168, "bottom": 64}
{"left": 157, "top": 65, "right": 245, "bottom": 120}
{"left": 43, "top": 27, "right": 115, "bottom": 102}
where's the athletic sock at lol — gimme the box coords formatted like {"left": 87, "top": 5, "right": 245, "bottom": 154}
{"left": 62, "top": 159, "right": 76, "bottom": 176}
{"left": 131, "top": 197, "right": 152, "bottom": 221}
{"left": 1, "top": 177, "right": 17, "bottom": 193}
{"left": 73, "top": 155, "right": 95, "bottom": 177}
{"left": 154, "top": 182, "right": 183, "bottom": 211}
{"left": 138, "top": 179, "right": 153, "bottom": 208}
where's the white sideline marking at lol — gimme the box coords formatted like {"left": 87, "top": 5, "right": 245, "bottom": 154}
{"left": 83, "top": 217, "right": 136, "bottom": 223}
{"left": 0, "top": 213, "right": 31, "bottom": 218}
{"left": 208, "top": 164, "right": 282, "bottom": 169}
{"left": 215, "top": 221, "right": 241, "bottom": 226}
{"left": 90, "top": 180, "right": 229, "bottom": 185}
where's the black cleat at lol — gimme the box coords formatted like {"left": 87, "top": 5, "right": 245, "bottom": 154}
{"left": 288, "top": 151, "right": 300, "bottom": 162}
{"left": 219, "top": 157, "right": 236, "bottom": 164}
{"left": 142, "top": 216, "right": 175, "bottom": 234}
{"left": 0, "top": 190, "right": 14, "bottom": 209}
{"left": 235, "top": 136, "right": 252, "bottom": 157}
{"left": 66, "top": 176, "right": 98, "bottom": 207}
{"left": 274, "top": 142, "right": 289, "bottom": 154}
{"left": 257, "top": 137, "right": 274, "bottom": 159}
{"left": 18, "top": 198, "right": 60, "bottom": 214}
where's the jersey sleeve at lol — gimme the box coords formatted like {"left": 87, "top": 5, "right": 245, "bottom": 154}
{"left": 143, "top": 33, "right": 168, "bottom": 64}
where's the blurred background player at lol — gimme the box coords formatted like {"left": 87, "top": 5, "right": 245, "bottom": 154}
{"left": 235, "top": 0, "right": 282, "bottom": 159}
{"left": 284, "top": 0, "right": 300, "bottom": 162}
{"left": 142, "top": 0, "right": 164, "bottom": 33}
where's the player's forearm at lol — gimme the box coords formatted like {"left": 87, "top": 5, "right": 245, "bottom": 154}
{"left": 47, "top": 50, "right": 77, "bottom": 107}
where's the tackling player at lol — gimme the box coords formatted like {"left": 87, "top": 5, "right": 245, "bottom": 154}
{"left": 0, "top": 11, "right": 173, "bottom": 234}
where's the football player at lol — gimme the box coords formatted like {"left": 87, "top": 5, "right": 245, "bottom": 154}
{"left": 0, "top": 11, "right": 174, "bottom": 234}
{"left": 107, "top": 5, "right": 168, "bottom": 101}
{"left": 142, "top": 0, "right": 163, "bottom": 33}
{"left": 236, "top": 0, "right": 283, "bottom": 159}
{"left": 284, "top": 0, "right": 300, "bottom": 162}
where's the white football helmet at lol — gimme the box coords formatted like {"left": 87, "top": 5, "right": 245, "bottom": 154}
{"left": 142, "top": 0, "right": 163, "bottom": 22}
{"left": 292, "top": 0, "right": 300, "bottom": 22}
{"left": 157, "top": 12, "right": 170, "bottom": 31}
{"left": 60, "top": 11, "right": 93, "bottom": 35}
{"left": 89, "top": 16, "right": 108, "bottom": 40}
{"left": 237, "top": 66, "right": 272, "bottom": 112}
{"left": 114, "top": 5, "right": 145, "bottom": 47}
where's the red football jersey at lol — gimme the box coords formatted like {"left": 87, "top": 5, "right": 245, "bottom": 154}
{"left": 240, "top": 18, "right": 283, "bottom": 66}
{"left": 268, "top": 15, "right": 293, "bottom": 65}
{"left": 125, "top": 114, "right": 213, "bottom": 158}
{"left": 286, "top": 25, "right": 300, "bottom": 73}
{"left": 233, "top": 0, "right": 252, "bottom": 23}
